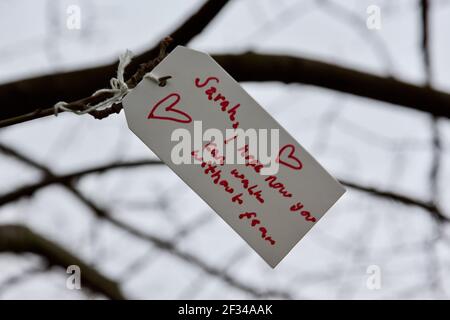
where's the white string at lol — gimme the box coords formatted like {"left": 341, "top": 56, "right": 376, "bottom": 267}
{"left": 143, "top": 72, "right": 161, "bottom": 84}
{"left": 54, "top": 49, "right": 134, "bottom": 116}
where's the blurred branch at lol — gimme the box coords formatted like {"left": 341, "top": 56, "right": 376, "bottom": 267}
{"left": 213, "top": 53, "right": 450, "bottom": 118}
{"left": 0, "top": 155, "right": 447, "bottom": 222}
{"left": 0, "top": 0, "right": 231, "bottom": 127}
{"left": 0, "top": 144, "right": 291, "bottom": 298}
{"left": 1, "top": 1, "right": 450, "bottom": 126}
{"left": 420, "top": 0, "right": 431, "bottom": 83}
{"left": 419, "top": 1, "right": 444, "bottom": 292}
{"left": 420, "top": 0, "right": 441, "bottom": 206}
{"left": 3, "top": 51, "right": 450, "bottom": 128}
{"left": 0, "top": 263, "right": 49, "bottom": 296}
{"left": 0, "top": 144, "right": 52, "bottom": 175}
{"left": 341, "top": 179, "right": 446, "bottom": 222}
{"left": 0, "top": 147, "right": 447, "bottom": 296}
{"left": 0, "top": 224, "right": 126, "bottom": 300}
{"left": 0, "top": 159, "right": 162, "bottom": 206}
{"left": 104, "top": 213, "right": 293, "bottom": 299}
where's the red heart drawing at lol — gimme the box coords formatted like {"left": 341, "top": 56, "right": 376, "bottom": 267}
{"left": 147, "top": 93, "right": 192, "bottom": 124}
{"left": 276, "top": 144, "right": 303, "bottom": 170}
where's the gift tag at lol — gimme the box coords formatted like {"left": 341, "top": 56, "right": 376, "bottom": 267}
{"left": 122, "top": 46, "right": 345, "bottom": 268}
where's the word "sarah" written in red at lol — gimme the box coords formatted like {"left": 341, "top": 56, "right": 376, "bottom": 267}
{"left": 194, "top": 76, "right": 240, "bottom": 129}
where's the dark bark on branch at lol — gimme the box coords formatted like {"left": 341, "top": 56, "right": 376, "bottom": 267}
{"left": 0, "top": 145, "right": 292, "bottom": 298}
{"left": 421, "top": 0, "right": 431, "bottom": 83}
{"left": 0, "top": 224, "right": 126, "bottom": 300}
{"left": 420, "top": 0, "right": 441, "bottom": 205}
{"left": 213, "top": 53, "right": 450, "bottom": 118}
{"left": 0, "top": 160, "right": 162, "bottom": 206}
{"left": 340, "top": 179, "right": 446, "bottom": 222}
{"left": 103, "top": 214, "right": 293, "bottom": 299}
{"left": 0, "top": 158, "right": 445, "bottom": 222}
{"left": 2, "top": 51, "right": 450, "bottom": 128}
{"left": 0, "top": 0, "right": 231, "bottom": 126}
{"left": 0, "top": 149, "right": 446, "bottom": 296}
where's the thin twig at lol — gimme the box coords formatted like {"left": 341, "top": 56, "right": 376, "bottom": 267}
{"left": 0, "top": 156, "right": 446, "bottom": 222}
{"left": 0, "top": 0, "right": 232, "bottom": 127}
{"left": 0, "top": 144, "right": 291, "bottom": 298}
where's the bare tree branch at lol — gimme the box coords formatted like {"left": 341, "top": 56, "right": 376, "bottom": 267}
{"left": 212, "top": 53, "right": 450, "bottom": 118}
{"left": 421, "top": 0, "right": 431, "bottom": 83}
{"left": 0, "top": 155, "right": 446, "bottom": 222}
{"left": 0, "top": 159, "right": 162, "bottom": 206}
{"left": 341, "top": 179, "right": 447, "bottom": 222}
{"left": 0, "top": 263, "right": 49, "bottom": 296}
{"left": 0, "top": 0, "right": 231, "bottom": 127}
{"left": 104, "top": 213, "right": 293, "bottom": 299}
{"left": 0, "top": 224, "right": 126, "bottom": 300}
{"left": 419, "top": 0, "right": 441, "bottom": 210}
{"left": 0, "top": 146, "right": 447, "bottom": 297}
{"left": 0, "top": 144, "right": 52, "bottom": 175}
{"left": 0, "top": 144, "right": 292, "bottom": 298}
{"left": 3, "top": 50, "right": 450, "bottom": 128}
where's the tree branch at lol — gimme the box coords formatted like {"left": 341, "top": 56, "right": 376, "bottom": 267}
{"left": 0, "top": 150, "right": 446, "bottom": 297}
{"left": 0, "top": 144, "right": 292, "bottom": 298}
{"left": 340, "top": 179, "right": 446, "bottom": 222}
{"left": 0, "top": 224, "right": 126, "bottom": 300}
{"left": 420, "top": 0, "right": 431, "bottom": 83}
{"left": 2, "top": 50, "right": 450, "bottom": 128}
{"left": 0, "top": 156, "right": 446, "bottom": 222}
{"left": 212, "top": 53, "right": 450, "bottom": 118}
{"left": 0, "top": 0, "right": 231, "bottom": 127}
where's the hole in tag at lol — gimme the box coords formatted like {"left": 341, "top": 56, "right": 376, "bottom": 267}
{"left": 158, "top": 76, "right": 172, "bottom": 87}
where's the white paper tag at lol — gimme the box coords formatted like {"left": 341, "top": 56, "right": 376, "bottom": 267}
{"left": 123, "top": 46, "right": 345, "bottom": 268}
